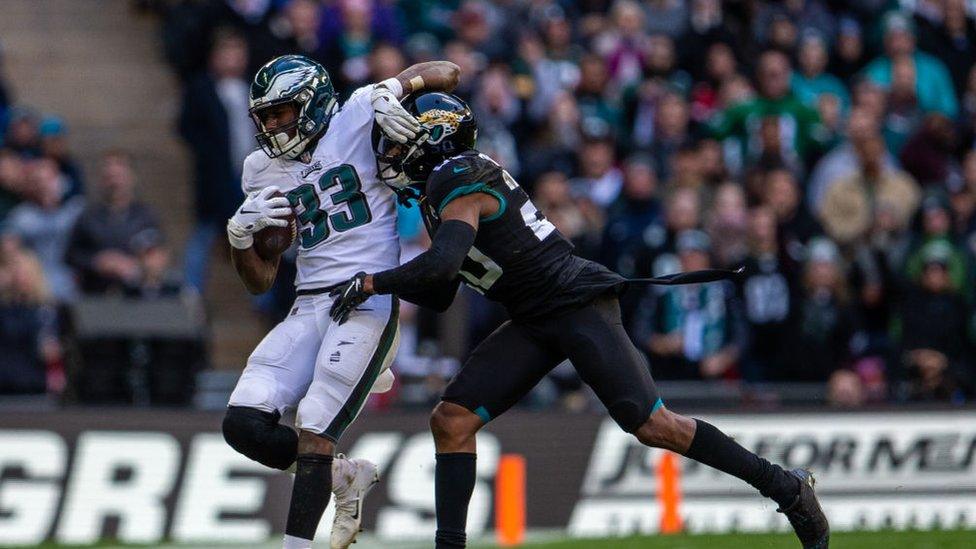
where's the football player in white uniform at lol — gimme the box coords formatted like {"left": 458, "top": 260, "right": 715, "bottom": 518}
{"left": 220, "top": 55, "right": 459, "bottom": 549}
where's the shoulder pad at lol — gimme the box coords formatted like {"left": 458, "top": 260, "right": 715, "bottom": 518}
{"left": 243, "top": 150, "right": 273, "bottom": 178}
{"left": 241, "top": 150, "right": 280, "bottom": 193}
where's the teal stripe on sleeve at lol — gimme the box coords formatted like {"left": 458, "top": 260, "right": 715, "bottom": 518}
{"left": 437, "top": 182, "right": 507, "bottom": 221}
{"left": 651, "top": 398, "right": 665, "bottom": 415}
{"left": 474, "top": 405, "right": 492, "bottom": 423}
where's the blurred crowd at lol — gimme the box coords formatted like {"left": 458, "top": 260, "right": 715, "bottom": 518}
{"left": 5, "top": 0, "right": 976, "bottom": 411}
{"left": 0, "top": 49, "right": 192, "bottom": 400}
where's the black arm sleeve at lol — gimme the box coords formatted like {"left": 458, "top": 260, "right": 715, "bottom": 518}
{"left": 398, "top": 279, "right": 462, "bottom": 312}
{"left": 372, "top": 219, "right": 475, "bottom": 295}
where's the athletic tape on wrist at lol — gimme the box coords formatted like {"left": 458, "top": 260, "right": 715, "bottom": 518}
{"left": 379, "top": 77, "right": 403, "bottom": 98}
{"left": 409, "top": 75, "right": 425, "bottom": 92}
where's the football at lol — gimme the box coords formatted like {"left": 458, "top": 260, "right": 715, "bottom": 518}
{"left": 253, "top": 191, "right": 297, "bottom": 259}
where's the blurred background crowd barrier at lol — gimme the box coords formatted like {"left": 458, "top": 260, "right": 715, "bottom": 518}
{"left": 2, "top": 0, "right": 976, "bottom": 545}
{"left": 2, "top": 1, "right": 976, "bottom": 423}
{"left": 1, "top": 408, "right": 973, "bottom": 544}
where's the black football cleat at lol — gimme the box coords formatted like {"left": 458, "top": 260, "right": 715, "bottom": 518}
{"left": 778, "top": 469, "right": 830, "bottom": 549}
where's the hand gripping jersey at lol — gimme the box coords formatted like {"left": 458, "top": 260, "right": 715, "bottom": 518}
{"left": 241, "top": 85, "right": 400, "bottom": 290}
{"left": 422, "top": 151, "right": 625, "bottom": 319}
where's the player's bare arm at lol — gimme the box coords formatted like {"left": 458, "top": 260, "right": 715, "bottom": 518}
{"left": 230, "top": 246, "right": 280, "bottom": 295}
{"left": 395, "top": 61, "right": 461, "bottom": 97}
{"left": 226, "top": 185, "right": 292, "bottom": 294}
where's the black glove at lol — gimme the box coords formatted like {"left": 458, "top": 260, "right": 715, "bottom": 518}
{"left": 329, "top": 272, "right": 370, "bottom": 324}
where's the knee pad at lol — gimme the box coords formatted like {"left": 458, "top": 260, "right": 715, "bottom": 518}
{"left": 606, "top": 399, "right": 647, "bottom": 433}
{"left": 222, "top": 406, "right": 298, "bottom": 470}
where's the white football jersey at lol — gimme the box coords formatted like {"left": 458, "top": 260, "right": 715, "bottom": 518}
{"left": 241, "top": 85, "right": 400, "bottom": 291}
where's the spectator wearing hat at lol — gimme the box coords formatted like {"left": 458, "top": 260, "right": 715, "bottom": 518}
{"left": 5, "top": 158, "right": 84, "bottom": 302}
{"left": 819, "top": 134, "right": 920, "bottom": 248}
{"left": 891, "top": 240, "right": 975, "bottom": 402}
{"left": 38, "top": 116, "right": 83, "bottom": 200}
{"left": 66, "top": 150, "right": 163, "bottom": 294}
{"left": 786, "top": 238, "right": 862, "bottom": 382}
{"left": 864, "top": 11, "right": 958, "bottom": 118}
{"left": 633, "top": 229, "right": 745, "bottom": 380}
{"left": 905, "top": 192, "right": 970, "bottom": 294}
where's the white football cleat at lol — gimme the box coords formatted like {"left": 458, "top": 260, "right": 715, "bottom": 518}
{"left": 331, "top": 454, "right": 379, "bottom": 549}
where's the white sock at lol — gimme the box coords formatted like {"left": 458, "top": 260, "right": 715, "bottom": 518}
{"left": 283, "top": 534, "right": 312, "bottom": 549}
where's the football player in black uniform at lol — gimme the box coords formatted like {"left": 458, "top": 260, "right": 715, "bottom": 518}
{"left": 330, "top": 93, "right": 829, "bottom": 549}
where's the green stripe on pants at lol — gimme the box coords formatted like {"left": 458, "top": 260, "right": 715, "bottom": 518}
{"left": 323, "top": 297, "right": 399, "bottom": 441}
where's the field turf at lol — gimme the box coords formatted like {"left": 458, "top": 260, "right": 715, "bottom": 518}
{"left": 499, "top": 529, "right": 974, "bottom": 548}
{"left": 32, "top": 529, "right": 976, "bottom": 548}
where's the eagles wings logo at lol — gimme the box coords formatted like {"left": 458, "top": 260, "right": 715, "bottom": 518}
{"left": 252, "top": 66, "right": 318, "bottom": 106}
{"left": 418, "top": 110, "right": 463, "bottom": 144}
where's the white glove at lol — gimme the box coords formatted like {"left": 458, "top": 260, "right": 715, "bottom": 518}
{"left": 371, "top": 78, "right": 420, "bottom": 143}
{"left": 227, "top": 185, "right": 292, "bottom": 250}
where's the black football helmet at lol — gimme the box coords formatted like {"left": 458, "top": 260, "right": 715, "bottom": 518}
{"left": 373, "top": 92, "right": 477, "bottom": 188}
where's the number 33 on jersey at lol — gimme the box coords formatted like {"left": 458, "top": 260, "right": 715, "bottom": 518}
{"left": 240, "top": 85, "right": 400, "bottom": 291}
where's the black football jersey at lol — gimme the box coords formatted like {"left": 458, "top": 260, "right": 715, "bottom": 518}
{"left": 422, "top": 151, "right": 625, "bottom": 319}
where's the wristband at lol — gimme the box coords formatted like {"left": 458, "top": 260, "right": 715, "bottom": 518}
{"left": 409, "top": 75, "right": 425, "bottom": 92}
{"left": 227, "top": 221, "right": 254, "bottom": 250}
{"left": 378, "top": 77, "right": 403, "bottom": 98}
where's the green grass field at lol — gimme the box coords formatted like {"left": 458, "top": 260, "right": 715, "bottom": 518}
{"left": 502, "top": 530, "right": 975, "bottom": 548}
{"left": 32, "top": 530, "right": 976, "bottom": 549}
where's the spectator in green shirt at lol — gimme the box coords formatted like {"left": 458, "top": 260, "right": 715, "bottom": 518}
{"left": 864, "top": 11, "right": 958, "bottom": 118}
{"left": 792, "top": 31, "right": 850, "bottom": 114}
{"left": 709, "top": 50, "right": 829, "bottom": 173}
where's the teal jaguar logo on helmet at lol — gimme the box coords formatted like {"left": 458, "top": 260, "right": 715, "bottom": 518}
{"left": 248, "top": 55, "right": 338, "bottom": 160}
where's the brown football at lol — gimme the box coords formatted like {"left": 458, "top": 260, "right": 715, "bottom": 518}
{"left": 253, "top": 191, "right": 297, "bottom": 259}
